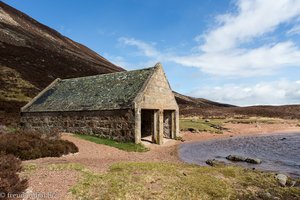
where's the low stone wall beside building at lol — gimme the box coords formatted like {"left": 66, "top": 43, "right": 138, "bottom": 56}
{"left": 20, "top": 109, "right": 136, "bottom": 142}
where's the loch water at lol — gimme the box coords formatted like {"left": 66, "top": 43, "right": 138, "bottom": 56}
{"left": 179, "top": 133, "right": 300, "bottom": 177}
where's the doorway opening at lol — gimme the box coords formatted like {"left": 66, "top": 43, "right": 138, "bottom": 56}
{"left": 163, "top": 110, "right": 175, "bottom": 139}
{"left": 141, "top": 109, "right": 158, "bottom": 143}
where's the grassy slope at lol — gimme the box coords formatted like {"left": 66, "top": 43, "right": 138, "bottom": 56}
{"left": 48, "top": 162, "right": 300, "bottom": 200}
{"left": 74, "top": 134, "right": 149, "bottom": 152}
{"left": 180, "top": 118, "right": 224, "bottom": 133}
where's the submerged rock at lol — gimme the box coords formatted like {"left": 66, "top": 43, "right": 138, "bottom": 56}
{"left": 275, "top": 174, "right": 288, "bottom": 187}
{"left": 226, "top": 155, "right": 246, "bottom": 162}
{"left": 226, "top": 155, "right": 262, "bottom": 164}
{"left": 245, "top": 157, "right": 262, "bottom": 164}
{"left": 205, "top": 159, "right": 226, "bottom": 167}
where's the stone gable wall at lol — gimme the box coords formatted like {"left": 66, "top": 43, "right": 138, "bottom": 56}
{"left": 139, "top": 66, "right": 178, "bottom": 110}
{"left": 21, "top": 109, "right": 135, "bottom": 142}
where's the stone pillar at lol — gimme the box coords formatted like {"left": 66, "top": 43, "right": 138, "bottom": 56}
{"left": 153, "top": 110, "right": 158, "bottom": 143}
{"left": 134, "top": 108, "right": 141, "bottom": 144}
{"left": 158, "top": 109, "right": 164, "bottom": 144}
{"left": 171, "top": 111, "right": 175, "bottom": 139}
{"left": 175, "top": 109, "right": 180, "bottom": 138}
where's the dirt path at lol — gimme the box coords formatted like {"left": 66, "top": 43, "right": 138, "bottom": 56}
{"left": 21, "top": 123, "right": 300, "bottom": 200}
{"left": 24, "top": 134, "right": 181, "bottom": 172}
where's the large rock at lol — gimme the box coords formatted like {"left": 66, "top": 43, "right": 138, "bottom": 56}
{"left": 275, "top": 174, "right": 288, "bottom": 187}
{"left": 245, "top": 157, "right": 262, "bottom": 164}
{"left": 226, "top": 155, "right": 262, "bottom": 164}
{"left": 187, "top": 128, "right": 199, "bottom": 133}
{"left": 226, "top": 155, "right": 246, "bottom": 162}
{"left": 205, "top": 159, "right": 226, "bottom": 167}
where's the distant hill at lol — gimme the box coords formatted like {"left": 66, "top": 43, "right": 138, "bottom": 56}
{"left": 175, "top": 92, "right": 300, "bottom": 119}
{"left": 179, "top": 103, "right": 300, "bottom": 119}
{"left": 173, "top": 91, "right": 235, "bottom": 108}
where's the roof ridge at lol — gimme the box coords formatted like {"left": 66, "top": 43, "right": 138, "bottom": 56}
{"left": 61, "top": 66, "right": 156, "bottom": 81}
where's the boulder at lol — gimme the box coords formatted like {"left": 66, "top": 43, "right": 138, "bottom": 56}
{"left": 245, "top": 157, "right": 262, "bottom": 164}
{"left": 205, "top": 159, "right": 226, "bottom": 167}
{"left": 226, "top": 155, "right": 262, "bottom": 164}
{"left": 275, "top": 174, "right": 288, "bottom": 187}
{"left": 226, "top": 155, "right": 246, "bottom": 162}
{"left": 187, "top": 128, "right": 199, "bottom": 133}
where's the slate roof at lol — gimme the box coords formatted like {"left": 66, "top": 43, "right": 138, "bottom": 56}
{"left": 22, "top": 67, "right": 156, "bottom": 112}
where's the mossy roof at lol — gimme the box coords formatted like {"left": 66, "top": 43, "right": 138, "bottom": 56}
{"left": 23, "top": 67, "right": 155, "bottom": 112}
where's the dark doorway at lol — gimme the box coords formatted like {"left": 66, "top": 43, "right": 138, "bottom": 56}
{"left": 141, "top": 109, "right": 156, "bottom": 142}
{"left": 163, "top": 110, "right": 174, "bottom": 138}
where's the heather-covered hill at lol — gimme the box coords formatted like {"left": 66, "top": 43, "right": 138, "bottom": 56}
{"left": 0, "top": 2, "right": 123, "bottom": 123}
{"left": 179, "top": 104, "right": 300, "bottom": 119}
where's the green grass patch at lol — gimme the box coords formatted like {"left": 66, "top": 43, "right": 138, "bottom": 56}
{"left": 180, "top": 118, "right": 224, "bottom": 133}
{"left": 224, "top": 117, "right": 284, "bottom": 124}
{"left": 22, "top": 163, "right": 38, "bottom": 172}
{"left": 74, "top": 134, "right": 149, "bottom": 152}
{"left": 58, "top": 162, "right": 300, "bottom": 200}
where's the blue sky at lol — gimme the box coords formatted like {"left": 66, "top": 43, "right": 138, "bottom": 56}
{"left": 3, "top": 0, "right": 300, "bottom": 105}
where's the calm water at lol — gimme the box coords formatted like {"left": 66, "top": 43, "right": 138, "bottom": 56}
{"left": 179, "top": 133, "right": 300, "bottom": 177}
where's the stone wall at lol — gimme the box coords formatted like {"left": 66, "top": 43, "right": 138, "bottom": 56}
{"left": 20, "top": 109, "right": 136, "bottom": 142}
{"left": 139, "top": 66, "right": 178, "bottom": 110}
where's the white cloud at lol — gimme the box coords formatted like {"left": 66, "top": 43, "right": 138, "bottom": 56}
{"left": 183, "top": 0, "right": 300, "bottom": 76}
{"left": 287, "top": 24, "right": 300, "bottom": 35}
{"left": 200, "top": 0, "right": 300, "bottom": 52}
{"left": 103, "top": 54, "right": 130, "bottom": 69}
{"left": 189, "top": 80, "right": 300, "bottom": 106}
{"left": 103, "top": 53, "right": 160, "bottom": 71}
{"left": 173, "top": 41, "right": 300, "bottom": 76}
{"left": 118, "top": 37, "right": 160, "bottom": 57}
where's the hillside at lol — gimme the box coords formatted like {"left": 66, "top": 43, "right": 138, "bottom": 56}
{"left": 173, "top": 89, "right": 300, "bottom": 119}
{"left": 179, "top": 103, "right": 300, "bottom": 119}
{"left": 173, "top": 91, "right": 235, "bottom": 108}
{"left": 0, "top": 2, "right": 124, "bottom": 123}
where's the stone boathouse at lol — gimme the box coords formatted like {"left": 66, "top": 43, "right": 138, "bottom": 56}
{"left": 20, "top": 63, "right": 179, "bottom": 144}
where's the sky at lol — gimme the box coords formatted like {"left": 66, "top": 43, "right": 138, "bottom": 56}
{"left": 3, "top": 0, "right": 300, "bottom": 106}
